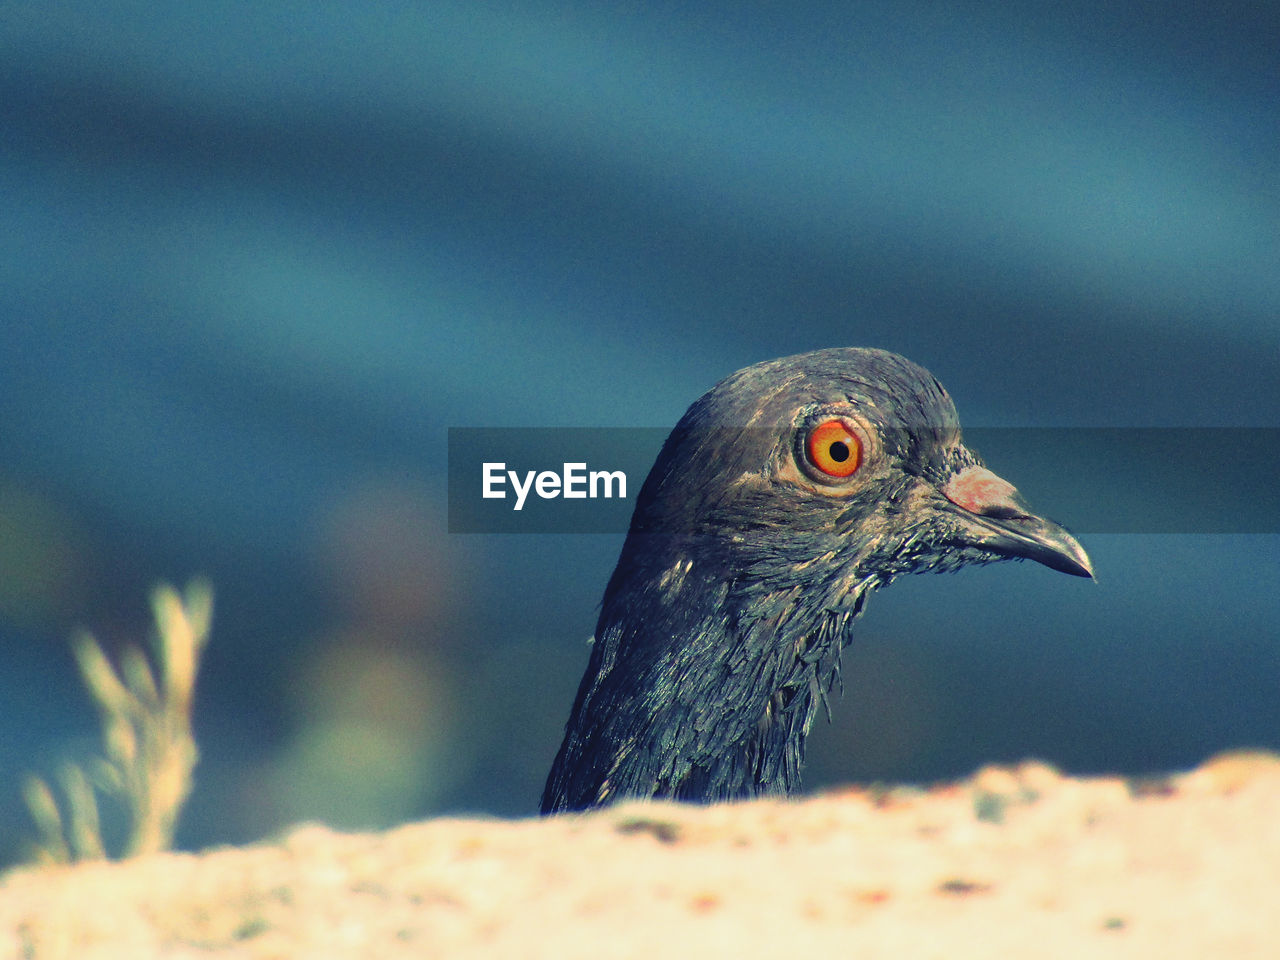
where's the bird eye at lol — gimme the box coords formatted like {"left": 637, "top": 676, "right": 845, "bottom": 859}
{"left": 805, "top": 419, "right": 862, "bottom": 478}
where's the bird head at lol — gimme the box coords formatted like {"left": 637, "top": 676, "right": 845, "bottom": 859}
{"left": 624, "top": 346, "right": 1090, "bottom": 597}
{"left": 542, "top": 347, "right": 1090, "bottom": 812}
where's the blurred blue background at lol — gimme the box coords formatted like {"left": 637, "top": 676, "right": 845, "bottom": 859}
{"left": 1, "top": 1, "right": 1277, "bottom": 863}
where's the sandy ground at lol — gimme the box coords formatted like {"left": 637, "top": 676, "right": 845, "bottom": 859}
{"left": 3, "top": 751, "right": 1279, "bottom": 959}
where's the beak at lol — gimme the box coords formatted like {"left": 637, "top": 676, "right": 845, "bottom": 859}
{"left": 941, "top": 465, "right": 1093, "bottom": 579}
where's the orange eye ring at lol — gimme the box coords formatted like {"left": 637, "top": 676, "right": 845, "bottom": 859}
{"left": 806, "top": 419, "right": 862, "bottom": 478}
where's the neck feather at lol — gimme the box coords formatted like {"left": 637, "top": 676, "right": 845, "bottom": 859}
{"left": 541, "top": 558, "right": 873, "bottom": 812}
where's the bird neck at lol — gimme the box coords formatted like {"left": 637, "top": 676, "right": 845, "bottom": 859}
{"left": 541, "top": 548, "right": 871, "bottom": 812}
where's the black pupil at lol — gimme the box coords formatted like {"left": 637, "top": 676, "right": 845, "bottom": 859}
{"left": 828, "top": 440, "right": 850, "bottom": 462}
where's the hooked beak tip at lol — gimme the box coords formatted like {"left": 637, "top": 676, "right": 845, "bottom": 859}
{"left": 943, "top": 466, "right": 1093, "bottom": 579}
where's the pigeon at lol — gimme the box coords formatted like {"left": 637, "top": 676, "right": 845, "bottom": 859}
{"left": 541, "top": 347, "right": 1091, "bottom": 813}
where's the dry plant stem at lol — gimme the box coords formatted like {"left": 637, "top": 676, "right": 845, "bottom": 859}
{"left": 24, "top": 579, "right": 213, "bottom": 863}
{"left": 60, "top": 764, "right": 105, "bottom": 861}
{"left": 19, "top": 778, "right": 69, "bottom": 866}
